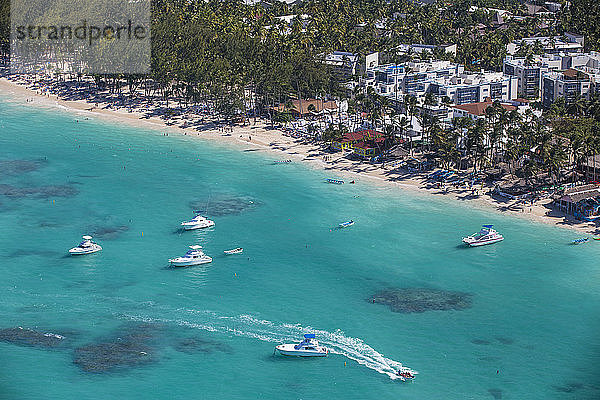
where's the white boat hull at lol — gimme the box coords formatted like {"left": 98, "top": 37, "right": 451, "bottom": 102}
{"left": 275, "top": 344, "right": 328, "bottom": 357}
{"left": 463, "top": 237, "right": 504, "bottom": 247}
{"left": 224, "top": 248, "right": 243, "bottom": 255}
{"left": 181, "top": 220, "right": 215, "bottom": 230}
{"left": 169, "top": 256, "right": 212, "bottom": 267}
{"left": 69, "top": 245, "right": 102, "bottom": 255}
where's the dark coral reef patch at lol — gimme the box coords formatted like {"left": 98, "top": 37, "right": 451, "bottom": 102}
{"left": 73, "top": 324, "right": 159, "bottom": 373}
{"left": 0, "top": 327, "right": 69, "bottom": 348}
{"left": 189, "top": 195, "right": 261, "bottom": 216}
{"left": 369, "top": 288, "right": 472, "bottom": 313}
{"left": 91, "top": 225, "right": 129, "bottom": 240}
{"left": 0, "top": 159, "right": 46, "bottom": 176}
{"left": 0, "top": 183, "right": 78, "bottom": 198}
{"left": 173, "top": 336, "right": 233, "bottom": 355}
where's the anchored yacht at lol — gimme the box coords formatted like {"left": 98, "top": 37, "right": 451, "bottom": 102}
{"left": 169, "top": 245, "right": 212, "bottom": 267}
{"left": 462, "top": 225, "right": 504, "bottom": 247}
{"left": 181, "top": 214, "right": 215, "bottom": 230}
{"left": 69, "top": 235, "right": 102, "bottom": 255}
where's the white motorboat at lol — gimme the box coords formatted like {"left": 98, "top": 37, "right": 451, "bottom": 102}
{"left": 339, "top": 220, "right": 354, "bottom": 228}
{"left": 169, "top": 245, "right": 212, "bottom": 267}
{"left": 462, "top": 225, "right": 504, "bottom": 247}
{"left": 69, "top": 235, "right": 102, "bottom": 255}
{"left": 224, "top": 248, "right": 243, "bottom": 255}
{"left": 181, "top": 214, "right": 215, "bottom": 230}
{"left": 275, "top": 334, "right": 328, "bottom": 357}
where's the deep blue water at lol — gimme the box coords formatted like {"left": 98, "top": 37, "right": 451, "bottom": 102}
{"left": 1, "top": 94, "right": 599, "bottom": 399}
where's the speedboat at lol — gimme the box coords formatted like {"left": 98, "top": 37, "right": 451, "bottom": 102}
{"left": 224, "top": 248, "right": 243, "bottom": 255}
{"left": 339, "top": 220, "right": 354, "bottom": 228}
{"left": 572, "top": 237, "right": 589, "bottom": 245}
{"left": 180, "top": 214, "right": 215, "bottom": 230}
{"left": 275, "top": 334, "right": 328, "bottom": 357}
{"left": 462, "top": 225, "right": 503, "bottom": 247}
{"left": 396, "top": 368, "right": 417, "bottom": 381}
{"left": 69, "top": 235, "right": 102, "bottom": 255}
{"left": 326, "top": 178, "right": 344, "bottom": 184}
{"left": 169, "top": 245, "right": 212, "bottom": 267}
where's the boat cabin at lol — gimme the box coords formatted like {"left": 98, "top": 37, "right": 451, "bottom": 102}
{"left": 294, "top": 334, "right": 319, "bottom": 350}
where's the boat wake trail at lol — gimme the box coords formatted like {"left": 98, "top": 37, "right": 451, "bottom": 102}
{"left": 124, "top": 310, "right": 414, "bottom": 380}
{"left": 6, "top": 289, "right": 413, "bottom": 379}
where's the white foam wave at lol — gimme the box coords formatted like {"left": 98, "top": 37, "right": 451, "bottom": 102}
{"left": 43, "top": 332, "right": 65, "bottom": 339}
{"left": 125, "top": 311, "right": 415, "bottom": 380}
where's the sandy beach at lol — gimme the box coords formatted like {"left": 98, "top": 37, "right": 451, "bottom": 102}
{"left": 1, "top": 75, "right": 597, "bottom": 235}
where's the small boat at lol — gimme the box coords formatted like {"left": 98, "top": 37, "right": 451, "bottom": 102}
{"left": 275, "top": 160, "right": 292, "bottom": 163}
{"left": 339, "top": 220, "right": 354, "bottom": 228}
{"left": 224, "top": 248, "right": 243, "bottom": 255}
{"left": 181, "top": 214, "right": 215, "bottom": 230}
{"left": 396, "top": 369, "right": 416, "bottom": 381}
{"left": 326, "top": 178, "right": 344, "bottom": 184}
{"left": 462, "top": 225, "right": 504, "bottom": 247}
{"left": 69, "top": 235, "right": 102, "bottom": 255}
{"left": 169, "top": 245, "right": 212, "bottom": 267}
{"left": 275, "top": 334, "right": 328, "bottom": 357}
{"left": 572, "top": 237, "right": 589, "bottom": 245}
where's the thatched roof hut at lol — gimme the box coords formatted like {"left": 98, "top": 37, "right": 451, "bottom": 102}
{"left": 386, "top": 145, "right": 409, "bottom": 159}
{"left": 558, "top": 184, "right": 600, "bottom": 204}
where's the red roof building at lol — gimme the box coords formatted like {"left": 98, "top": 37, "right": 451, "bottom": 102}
{"left": 453, "top": 98, "right": 517, "bottom": 118}
{"left": 341, "top": 129, "right": 385, "bottom": 142}
{"left": 331, "top": 129, "right": 386, "bottom": 154}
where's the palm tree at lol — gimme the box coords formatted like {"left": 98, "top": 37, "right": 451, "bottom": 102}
{"left": 546, "top": 143, "right": 567, "bottom": 185}
{"left": 567, "top": 94, "right": 588, "bottom": 117}
{"left": 396, "top": 115, "right": 410, "bottom": 146}
{"left": 453, "top": 116, "right": 473, "bottom": 170}
{"left": 403, "top": 94, "right": 418, "bottom": 140}
{"left": 521, "top": 158, "right": 539, "bottom": 188}
{"left": 467, "top": 118, "right": 487, "bottom": 175}
{"left": 568, "top": 131, "right": 587, "bottom": 183}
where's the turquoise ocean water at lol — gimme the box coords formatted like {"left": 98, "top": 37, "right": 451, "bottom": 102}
{"left": 0, "top": 94, "right": 599, "bottom": 399}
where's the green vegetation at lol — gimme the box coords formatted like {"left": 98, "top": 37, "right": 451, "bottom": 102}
{"left": 1, "top": 0, "right": 599, "bottom": 186}
{"left": 414, "top": 95, "right": 600, "bottom": 186}
{"left": 559, "top": 0, "right": 600, "bottom": 51}
{"left": 0, "top": 0, "right": 8, "bottom": 57}
{"left": 2, "top": 0, "right": 597, "bottom": 97}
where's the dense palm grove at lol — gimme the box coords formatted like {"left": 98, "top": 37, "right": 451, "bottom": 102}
{"left": 146, "top": 0, "right": 597, "bottom": 114}
{"left": 1, "top": 0, "right": 600, "bottom": 186}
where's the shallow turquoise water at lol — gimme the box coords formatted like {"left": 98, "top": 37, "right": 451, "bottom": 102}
{"left": 1, "top": 95, "right": 599, "bottom": 399}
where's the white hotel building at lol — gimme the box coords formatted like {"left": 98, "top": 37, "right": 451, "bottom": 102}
{"left": 502, "top": 51, "right": 600, "bottom": 106}
{"left": 364, "top": 61, "right": 518, "bottom": 106}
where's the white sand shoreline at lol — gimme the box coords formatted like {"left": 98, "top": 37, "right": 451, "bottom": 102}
{"left": 1, "top": 76, "right": 597, "bottom": 236}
